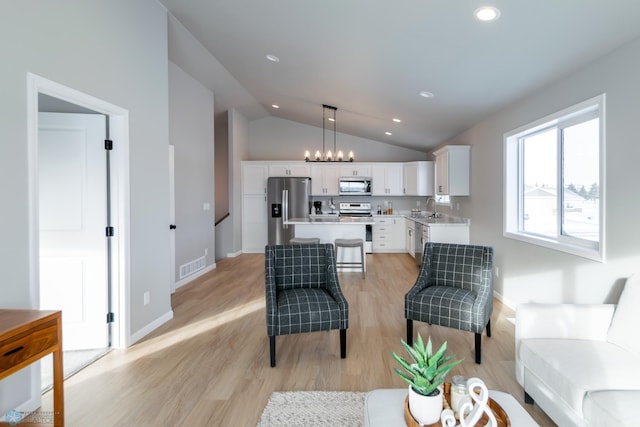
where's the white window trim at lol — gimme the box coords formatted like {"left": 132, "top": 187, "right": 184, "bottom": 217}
{"left": 503, "top": 94, "right": 606, "bottom": 262}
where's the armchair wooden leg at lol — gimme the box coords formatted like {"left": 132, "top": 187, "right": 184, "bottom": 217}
{"left": 486, "top": 319, "right": 491, "bottom": 337}
{"left": 340, "top": 329, "right": 347, "bottom": 358}
{"left": 270, "top": 336, "right": 276, "bottom": 368}
{"left": 406, "top": 319, "right": 413, "bottom": 346}
{"left": 475, "top": 333, "right": 481, "bottom": 364}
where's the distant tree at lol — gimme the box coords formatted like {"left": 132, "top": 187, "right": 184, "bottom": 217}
{"left": 567, "top": 183, "right": 577, "bottom": 193}
{"left": 588, "top": 182, "right": 599, "bottom": 200}
{"left": 579, "top": 185, "right": 588, "bottom": 199}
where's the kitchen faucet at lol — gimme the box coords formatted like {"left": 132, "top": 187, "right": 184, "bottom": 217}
{"left": 426, "top": 197, "right": 439, "bottom": 218}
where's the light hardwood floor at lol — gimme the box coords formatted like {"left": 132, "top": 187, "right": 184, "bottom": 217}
{"left": 40, "top": 252, "right": 555, "bottom": 426}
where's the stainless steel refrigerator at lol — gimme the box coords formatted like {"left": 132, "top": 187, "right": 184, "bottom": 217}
{"left": 267, "top": 176, "right": 311, "bottom": 244}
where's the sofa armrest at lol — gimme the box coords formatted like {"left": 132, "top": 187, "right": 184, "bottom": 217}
{"left": 516, "top": 303, "right": 614, "bottom": 343}
{"left": 514, "top": 303, "right": 615, "bottom": 387}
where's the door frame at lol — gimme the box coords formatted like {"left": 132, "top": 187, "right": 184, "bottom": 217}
{"left": 27, "top": 73, "right": 131, "bottom": 350}
{"left": 169, "top": 144, "right": 176, "bottom": 293}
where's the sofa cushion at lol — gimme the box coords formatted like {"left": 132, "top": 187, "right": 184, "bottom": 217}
{"left": 519, "top": 339, "right": 640, "bottom": 416}
{"left": 607, "top": 274, "right": 640, "bottom": 357}
{"left": 583, "top": 390, "right": 640, "bottom": 427}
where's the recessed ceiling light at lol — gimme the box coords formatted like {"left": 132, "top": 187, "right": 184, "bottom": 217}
{"left": 266, "top": 54, "right": 280, "bottom": 62}
{"left": 392, "top": 118, "right": 402, "bottom": 123}
{"left": 271, "top": 104, "right": 280, "bottom": 109}
{"left": 328, "top": 117, "right": 335, "bottom": 122}
{"left": 420, "top": 91, "right": 434, "bottom": 98}
{"left": 385, "top": 131, "right": 392, "bottom": 136}
{"left": 475, "top": 6, "right": 500, "bottom": 21}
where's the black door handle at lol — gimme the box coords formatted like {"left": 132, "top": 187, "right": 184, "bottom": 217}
{"left": 169, "top": 224, "right": 177, "bottom": 230}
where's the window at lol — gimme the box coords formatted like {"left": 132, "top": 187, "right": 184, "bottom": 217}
{"left": 504, "top": 95, "right": 605, "bottom": 261}
{"left": 435, "top": 194, "right": 450, "bottom": 205}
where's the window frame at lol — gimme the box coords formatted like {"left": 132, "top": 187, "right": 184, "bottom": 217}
{"left": 503, "top": 94, "right": 606, "bottom": 262}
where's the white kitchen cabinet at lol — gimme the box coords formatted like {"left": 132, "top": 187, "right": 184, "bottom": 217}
{"left": 310, "top": 163, "right": 340, "bottom": 195}
{"left": 268, "top": 161, "right": 310, "bottom": 177}
{"left": 242, "top": 194, "right": 268, "bottom": 252}
{"left": 428, "top": 224, "right": 470, "bottom": 244}
{"left": 433, "top": 145, "right": 470, "bottom": 196}
{"left": 340, "top": 163, "right": 372, "bottom": 177}
{"left": 372, "top": 163, "right": 404, "bottom": 196}
{"left": 403, "top": 161, "right": 434, "bottom": 196}
{"left": 373, "top": 216, "right": 406, "bottom": 252}
{"left": 405, "top": 217, "right": 470, "bottom": 257}
{"left": 241, "top": 162, "right": 268, "bottom": 195}
{"left": 406, "top": 219, "right": 415, "bottom": 257}
{"left": 241, "top": 162, "right": 268, "bottom": 253}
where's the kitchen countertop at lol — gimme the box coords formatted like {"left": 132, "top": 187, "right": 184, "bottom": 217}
{"left": 371, "top": 212, "right": 469, "bottom": 226}
{"left": 287, "top": 216, "right": 375, "bottom": 225}
{"left": 406, "top": 215, "right": 469, "bottom": 226}
{"left": 294, "top": 213, "right": 469, "bottom": 226}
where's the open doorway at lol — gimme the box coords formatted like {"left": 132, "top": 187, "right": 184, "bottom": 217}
{"left": 27, "top": 74, "right": 130, "bottom": 397}
{"left": 38, "top": 98, "right": 110, "bottom": 390}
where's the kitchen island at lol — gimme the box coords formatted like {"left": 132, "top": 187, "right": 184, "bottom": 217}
{"left": 286, "top": 216, "right": 374, "bottom": 272}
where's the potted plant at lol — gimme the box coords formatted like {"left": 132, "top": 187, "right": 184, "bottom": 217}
{"left": 390, "top": 334, "right": 462, "bottom": 425}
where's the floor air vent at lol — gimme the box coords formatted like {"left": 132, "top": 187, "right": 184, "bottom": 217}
{"left": 179, "top": 256, "right": 206, "bottom": 279}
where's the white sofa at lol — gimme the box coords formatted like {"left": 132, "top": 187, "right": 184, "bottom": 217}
{"left": 515, "top": 275, "right": 640, "bottom": 427}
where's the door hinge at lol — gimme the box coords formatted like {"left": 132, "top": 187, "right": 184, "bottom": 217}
{"left": 107, "top": 312, "right": 115, "bottom": 323}
{"left": 105, "top": 139, "right": 113, "bottom": 150}
{"left": 106, "top": 226, "right": 114, "bottom": 237}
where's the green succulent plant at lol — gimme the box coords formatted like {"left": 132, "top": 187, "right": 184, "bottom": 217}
{"left": 390, "top": 334, "right": 463, "bottom": 396}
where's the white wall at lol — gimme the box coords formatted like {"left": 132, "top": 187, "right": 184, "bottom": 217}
{"left": 249, "top": 116, "right": 428, "bottom": 162}
{"left": 168, "top": 62, "right": 216, "bottom": 281}
{"left": 0, "top": 0, "right": 172, "bottom": 411}
{"left": 230, "top": 109, "right": 251, "bottom": 254}
{"left": 437, "top": 36, "right": 640, "bottom": 307}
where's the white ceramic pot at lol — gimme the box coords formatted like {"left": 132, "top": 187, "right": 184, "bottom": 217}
{"left": 408, "top": 385, "right": 443, "bottom": 425}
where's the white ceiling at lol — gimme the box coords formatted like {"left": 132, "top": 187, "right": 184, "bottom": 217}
{"left": 159, "top": 0, "right": 640, "bottom": 151}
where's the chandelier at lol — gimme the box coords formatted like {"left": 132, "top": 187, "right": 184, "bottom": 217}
{"left": 304, "top": 104, "right": 354, "bottom": 162}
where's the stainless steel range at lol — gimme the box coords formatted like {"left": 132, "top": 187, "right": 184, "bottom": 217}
{"left": 339, "top": 202, "right": 373, "bottom": 253}
{"left": 338, "top": 202, "right": 372, "bottom": 217}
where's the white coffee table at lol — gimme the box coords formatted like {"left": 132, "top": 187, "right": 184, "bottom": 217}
{"left": 364, "top": 388, "right": 539, "bottom": 426}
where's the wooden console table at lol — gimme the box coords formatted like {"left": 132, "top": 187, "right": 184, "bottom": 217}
{"left": 0, "top": 310, "right": 64, "bottom": 426}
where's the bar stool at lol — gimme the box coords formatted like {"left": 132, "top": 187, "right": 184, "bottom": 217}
{"left": 290, "top": 237, "right": 320, "bottom": 244}
{"left": 334, "top": 238, "right": 365, "bottom": 278}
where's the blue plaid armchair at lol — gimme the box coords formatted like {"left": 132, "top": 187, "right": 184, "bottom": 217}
{"left": 405, "top": 243, "right": 494, "bottom": 364}
{"left": 265, "top": 244, "right": 349, "bottom": 367}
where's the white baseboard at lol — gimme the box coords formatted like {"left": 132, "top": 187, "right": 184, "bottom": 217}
{"left": 129, "top": 310, "right": 174, "bottom": 346}
{"left": 493, "top": 290, "right": 517, "bottom": 310}
{"left": 226, "top": 250, "right": 242, "bottom": 258}
{"left": 174, "top": 263, "right": 216, "bottom": 290}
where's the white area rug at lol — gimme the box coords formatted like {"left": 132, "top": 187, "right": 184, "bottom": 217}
{"left": 257, "top": 391, "right": 366, "bottom": 426}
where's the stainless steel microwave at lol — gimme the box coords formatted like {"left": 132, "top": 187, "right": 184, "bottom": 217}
{"left": 338, "top": 177, "right": 372, "bottom": 196}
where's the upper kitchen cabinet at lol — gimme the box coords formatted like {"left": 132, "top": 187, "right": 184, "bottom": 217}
{"left": 433, "top": 145, "right": 470, "bottom": 196}
{"left": 372, "top": 163, "right": 404, "bottom": 196}
{"left": 310, "top": 163, "right": 340, "bottom": 196}
{"left": 242, "top": 161, "right": 268, "bottom": 195}
{"left": 340, "top": 163, "right": 372, "bottom": 177}
{"left": 403, "top": 161, "right": 434, "bottom": 196}
{"left": 268, "top": 161, "right": 310, "bottom": 177}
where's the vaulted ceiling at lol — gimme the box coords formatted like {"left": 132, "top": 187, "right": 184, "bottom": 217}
{"left": 159, "top": 0, "right": 640, "bottom": 151}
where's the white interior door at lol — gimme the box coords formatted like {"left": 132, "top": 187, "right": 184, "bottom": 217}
{"left": 39, "top": 112, "right": 109, "bottom": 351}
